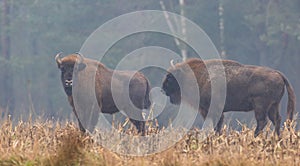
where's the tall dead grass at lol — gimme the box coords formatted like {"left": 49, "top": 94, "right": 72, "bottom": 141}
{"left": 0, "top": 116, "right": 299, "bottom": 166}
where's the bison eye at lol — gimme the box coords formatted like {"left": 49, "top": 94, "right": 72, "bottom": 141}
{"left": 167, "top": 74, "right": 175, "bottom": 81}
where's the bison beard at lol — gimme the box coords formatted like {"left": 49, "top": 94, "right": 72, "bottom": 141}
{"left": 55, "top": 52, "right": 151, "bottom": 135}
{"left": 162, "top": 58, "right": 296, "bottom": 137}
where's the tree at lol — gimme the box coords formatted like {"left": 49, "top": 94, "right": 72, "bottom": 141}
{"left": 0, "top": 0, "right": 14, "bottom": 113}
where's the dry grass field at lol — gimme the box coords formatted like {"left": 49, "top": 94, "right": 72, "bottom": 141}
{"left": 0, "top": 116, "right": 299, "bottom": 166}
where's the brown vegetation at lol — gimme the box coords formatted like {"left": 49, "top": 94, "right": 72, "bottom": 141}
{"left": 0, "top": 116, "right": 299, "bottom": 166}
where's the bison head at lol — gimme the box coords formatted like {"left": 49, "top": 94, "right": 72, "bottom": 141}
{"left": 162, "top": 60, "right": 182, "bottom": 105}
{"left": 55, "top": 52, "right": 86, "bottom": 96}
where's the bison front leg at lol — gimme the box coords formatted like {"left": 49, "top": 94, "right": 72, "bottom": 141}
{"left": 72, "top": 107, "right": 86, "bottom": 133}
{"left": 129, "top": 118, "right": 146, "bottom": 136}
{"left": 199, "top": 108, "right": 224, "bottom": 135}
{"left": 68, "top": 96, "right": 86, "bottom": 132}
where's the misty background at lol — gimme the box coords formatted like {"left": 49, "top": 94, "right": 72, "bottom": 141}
{"left": 0, "top": 0, "right": 299, "bottom": 129}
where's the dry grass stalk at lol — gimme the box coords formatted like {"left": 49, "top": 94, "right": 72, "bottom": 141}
{"left": 0, "top": 117, "right": 299, "bottom": 165}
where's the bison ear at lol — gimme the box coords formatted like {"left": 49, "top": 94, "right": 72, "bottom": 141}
{"left": 74, "top": 52, "right": 86, "bottom": 70}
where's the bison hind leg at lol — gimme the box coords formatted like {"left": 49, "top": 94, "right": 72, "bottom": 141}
{"left": 214, "top": 114, "right": 224, "bottom": 135}
{"left": 267, "top": 102, "right": 281, "bottom": 136}
{"left": 253, "top": 101, "right": 269, "bottom": 137}
{"left": 254, "top": 114, "right": 268, "bottom": 137}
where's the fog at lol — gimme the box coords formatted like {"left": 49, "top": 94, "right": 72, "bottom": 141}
{"left": 0, "top": 0, "right": 299, "bottom": 130}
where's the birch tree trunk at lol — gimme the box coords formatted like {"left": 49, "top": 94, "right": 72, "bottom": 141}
{"left": 160, "top": 0, "right": 188, "bottom": 61}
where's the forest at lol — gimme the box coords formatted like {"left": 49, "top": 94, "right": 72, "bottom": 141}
{"left": 0, "top": 0, "right": 299, "bottom": 128}
{"left": 0, "top": 0, "right": 300, "bottom": 165}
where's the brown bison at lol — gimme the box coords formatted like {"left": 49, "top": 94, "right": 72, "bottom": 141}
{"left": 162, "top": 58, "right": 295, "bottom": 137}
{"left": 55, "top": 52, "right": 151, "bottom": 135}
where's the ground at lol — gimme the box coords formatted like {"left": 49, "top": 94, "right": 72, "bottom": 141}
{"left": 0, "top": 117, "right": 299, "bottom": 166}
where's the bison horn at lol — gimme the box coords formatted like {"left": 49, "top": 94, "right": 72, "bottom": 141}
{"left": 55, "top": 52, "right": 63, "bottom": 65}
{"left": 170, "top": 59, "right": 176, "bottom": 69}
{"left": 75, "top": 52, "right": 84, "bottom": 64}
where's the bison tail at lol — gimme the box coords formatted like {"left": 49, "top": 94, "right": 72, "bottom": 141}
{"left": 280, "top": 72, "right": 296, "bottom": 121}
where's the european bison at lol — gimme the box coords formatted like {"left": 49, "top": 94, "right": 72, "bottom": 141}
{"left": 55, "top": 52, "right": 151, "bottom": 135}
{"left": 162, "top": 58, "right": 295, "bottom": 137}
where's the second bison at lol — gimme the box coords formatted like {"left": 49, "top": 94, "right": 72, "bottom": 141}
{"left": 162, "top": 58, "right": 295, "bottom": 137}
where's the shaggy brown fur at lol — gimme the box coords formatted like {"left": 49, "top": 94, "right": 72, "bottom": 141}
{"left": 56, "top": 53, "right": 151, "bottom": 135}
{"left": 162, "top": 58, "right": 295, "bottom": 137}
